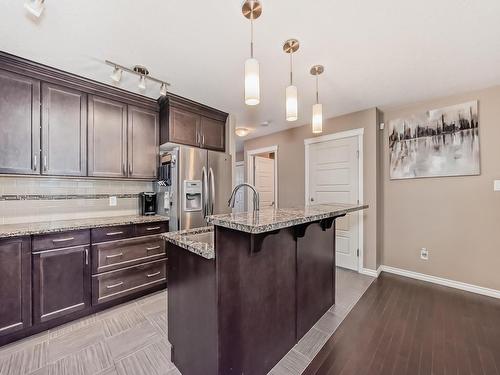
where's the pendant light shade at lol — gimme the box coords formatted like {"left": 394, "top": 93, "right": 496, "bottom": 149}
{"left": 312, "top": 103, "right": 323, "bottom": 133}
{"left": 245, "top": 58, "right": 260, "bottom": 106}
{"left": 286, "top": 85, "right": 298, "bottom": 121}
{"left": 242, "top": 0, "right": 262, "bottom": 106}
{"left": 310, "top": 65, "right": 324, "bottom": 134}
{"left": 283, "top": 39, "right": 300, "bottom": 122}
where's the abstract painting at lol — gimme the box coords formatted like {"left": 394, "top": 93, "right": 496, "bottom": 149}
{"left": 389, "top": 101, "right": 480, "bottom": 179}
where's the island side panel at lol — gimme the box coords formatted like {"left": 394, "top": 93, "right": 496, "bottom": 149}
{"left": 167, "top": 243, "right": 218, "bottom": 375}
{"left": 296, "top": 221, "right": 336, "bottom": 339}
{"left": 215, "top": 226, "right": 297, "bottom": 375}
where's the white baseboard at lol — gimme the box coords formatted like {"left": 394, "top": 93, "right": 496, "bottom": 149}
{"left": 380, "top": 265, "right": 500, "bottom": 300}
{"left": 359, "top": 266, "right": 382, "bottom": 278}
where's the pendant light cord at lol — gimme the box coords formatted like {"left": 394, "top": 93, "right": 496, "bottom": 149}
{"left": 290, "top": 52, "right": 293, "bottom": 85}
{"left": 316, "top": 75, "right": 319, "bottom": 104}
{"left": 250, "top": 19, "right": 254, "bottom": 58}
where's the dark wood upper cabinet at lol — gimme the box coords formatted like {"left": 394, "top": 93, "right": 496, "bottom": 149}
{"left": 0, "top": 237, "right": 32, "bottom": 337}
{"left": 169, "top": 106, "right": 201, "bottom": 147}
{"left": 33, "top": 245, "right": 91, "bottom": 324}
{"left": 41, "top": 83, "right": 87, "bottom": 176}
{"left": 200, "top": 116, "right": 225, "bottom": 151}
{"left": 160, "top": 96, "right": 228, "bottom": 152}
{"left": 88, "top": 95, "right": 128, "bottom": 178}
{"left": 128, "top": 106, "right": 159, "bottom": 179}
{"left": 0, "top": 70, "right": 40, "bottom": 175}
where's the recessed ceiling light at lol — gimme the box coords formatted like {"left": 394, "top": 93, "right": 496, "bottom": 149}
{"left": 24, "top": 0, "right": 45, "bottom": 17}
{"left": 235, "top": 127, "right": 251, "bottom": 137}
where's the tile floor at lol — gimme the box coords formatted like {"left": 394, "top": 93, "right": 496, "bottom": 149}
{"left": 0, "top": 268, "right": 374, "bottom": 375}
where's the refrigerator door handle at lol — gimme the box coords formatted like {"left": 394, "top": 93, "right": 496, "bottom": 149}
{"left": 209, "top": 167, "right": 215, "bottom": 215}
{"left": 202, "top": 166, "right": 208, "bottom": 218}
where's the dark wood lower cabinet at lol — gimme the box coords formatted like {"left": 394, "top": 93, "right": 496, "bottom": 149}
{"left": 0, "top": 237, "right": 31, "bottom": 336}
{"left": 32, "top": 245, "right": 91, "bottom": 324}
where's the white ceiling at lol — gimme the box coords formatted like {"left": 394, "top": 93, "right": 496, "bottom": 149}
{"left": 2, "top": 0, "right": 500, "bottom": 151}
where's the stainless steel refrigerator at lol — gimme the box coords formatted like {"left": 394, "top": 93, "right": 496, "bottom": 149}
{"left": 157, "top": 145, "right": 232, "bottom": 231}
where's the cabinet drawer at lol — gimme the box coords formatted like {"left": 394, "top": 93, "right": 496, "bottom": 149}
{"left": 92, "top": 259, "right": 166, "bottom": 305}
{"left": 92, "top": 235, "right": 166, "bottom": 274}
{"left": 91, "top": 225, "right": 134, "bottom": 243}
{"left": 135, "top": 222, "right": 168, "bottom": 237}
{"left": 32, "top": 230, "right": 90, "bottom": 251}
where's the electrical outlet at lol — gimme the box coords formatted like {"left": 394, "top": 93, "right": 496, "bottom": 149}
{"left": 109, "top": 196, "right": 117, "bottom": 207}
{"left": 420, "top": 247, "right": 429, "bottom": 260}
{"left": 494, "top": 180, "right": 500, "bottom": 191}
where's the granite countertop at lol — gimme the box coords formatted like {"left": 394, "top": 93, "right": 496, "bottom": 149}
{"left": 161, "top": 226, "right": 214, "bottom": 260}
{"left": 0, "top": 215, "right": 169, "bottom": 238}
{"left": 206, "top": 203, "right": 368, "bottom": 234}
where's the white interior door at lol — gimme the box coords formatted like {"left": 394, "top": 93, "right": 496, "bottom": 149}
{"left": 233, "top": 163, "right": 245, "bottom": 212}
{"left": 308, "top": 136, "right": 359, "bottom": 270}
{"left": 254, "top": 156, "right": 275, "bottom": 207}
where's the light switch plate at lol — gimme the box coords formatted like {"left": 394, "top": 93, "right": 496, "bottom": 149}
{"left": 109, "top": 196, "right": 117, "bottom": 206}
{"left": 494, "top": 180, "right": 500, "bottom": 191}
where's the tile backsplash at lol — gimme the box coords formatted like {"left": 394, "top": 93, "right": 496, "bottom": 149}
{"left": 0, "top": 177, "right": 154, "bottom": 225}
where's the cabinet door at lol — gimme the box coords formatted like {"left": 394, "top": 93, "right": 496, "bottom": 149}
{"left": 0, "top": 70, "right": 40, "bottom": 175}
{"left": 88, "top": 95, "right": 128, "bottom": 178}
{"left": 33, "top": 245, "right": 90, "bottom": 324}
{"left": 200, "top": 116, "right": 225, "bottom": 151}
{"left": 128, "top": 106, "right": 159, "bottom": 179}
{"left": 41, "top": 83, "right": 87, "bottom": 176}
{"left": 169, "top": 106, "right": 200, "bottom": 147}
{"left": 0, "top": 237, "right": 31, "bottom": 336}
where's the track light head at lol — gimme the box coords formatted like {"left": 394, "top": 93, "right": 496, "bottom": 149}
{"left": 110, "top": 67, "right": 122, "bottom": 83}
{"left": 159, "top": 83, "right": 167, "bottom": 96}
{"left": 138, "top": 75, "right": 147, "bottom": 91}
{"left": 24, "top": 0, "right": 45, "bottom": 17}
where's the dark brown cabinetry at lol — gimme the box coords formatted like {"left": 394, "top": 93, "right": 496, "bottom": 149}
{"left": 128, "top": 106, "right": 159, "bottom": 179}
{"left": 0, "top": 237, "right": 31, "bottom": 337}
{"left": 32, "top": 231, "right": 91, "bottom": 324}
{"left": 160, "top": 96, "right": 228, "bottom": 152}
{"left": 0, "top": 70, "right": 40, "bottom": 175}
{"left": 88, "top": 95, "right": 128, "bottom": 178}
{"left": 41, "top": 83, "right": 87, "bottom": 176}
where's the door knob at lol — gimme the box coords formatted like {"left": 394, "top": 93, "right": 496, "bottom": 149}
{"left": 310, "top": 197, "right": 314, "bottom": 202}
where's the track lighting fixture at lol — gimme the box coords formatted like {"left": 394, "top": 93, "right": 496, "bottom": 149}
{"left": 310, "top": 65, "right": 325, "bottom": 134}
{"left": 110, "top": 67, "right": 122, "bottom": 83}
{"left": 105, "top": 60, "right": 170, "bottom": 96}
{"left": 242, "top": 0, "right": 262, "bottom": 106}
{"left": 283, "top": 39, "right": 300, "bottom": 122}
{"left": 24, "top": 0, "right": 45, "bottom": 17}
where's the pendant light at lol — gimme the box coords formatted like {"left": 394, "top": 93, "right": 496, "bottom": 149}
{"left": 242, "top": 0, "right": 262, "bottom": 106}
{"left": 310, "top": 65, "right": 324, "bottom": 134}
{"left": 283, "top": 39, "right": 300, "bottom": 122}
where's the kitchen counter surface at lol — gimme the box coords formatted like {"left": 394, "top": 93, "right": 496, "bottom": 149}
{"left": 161, "top": 226, "right": 214, "bottom": 260}
{"left": 0, "top": 215, "right": 169, "bottom": 238}
{"left": 206, "top": 203, "right": 368, "bottom": 234}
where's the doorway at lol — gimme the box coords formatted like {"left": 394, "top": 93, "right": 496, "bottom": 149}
{"left": 305, "top": 129, "right": 364, "bottom": 271}
{"left": 246, "top": 145, "right": 278, "bottom": 209}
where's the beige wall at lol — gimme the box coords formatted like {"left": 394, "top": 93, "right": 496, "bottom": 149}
{"left": 244, "top": 108, "right": 380, "bottom": 270}
{"left": 381, "top": 85, "right": 500, "bottom": 291}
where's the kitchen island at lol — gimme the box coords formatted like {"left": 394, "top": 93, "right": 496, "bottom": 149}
{"left": 162, "top": 203, "right": 367, "bottom": 375}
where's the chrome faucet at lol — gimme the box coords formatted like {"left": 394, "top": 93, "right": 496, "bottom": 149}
{"left": 228, "top": 183, "right": 260, "bottom": 212}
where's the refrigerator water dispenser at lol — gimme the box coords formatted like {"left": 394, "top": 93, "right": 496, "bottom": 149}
{"left": 184, "top": 180, "right": 202, "bottom": 212}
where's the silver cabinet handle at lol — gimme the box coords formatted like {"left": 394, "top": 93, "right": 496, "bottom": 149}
{"left": 147, "top": 271, "right": 161, "bottom": 278}
{"left": 106, "top": 231, "right": 124, "bottom": 236}
{"left": 202, "top": 166, "right": 208, "bottom": 218}
{"left": 122, "top": 163, "right": 126, "bottom": 175}
{"left": 202, "top": 134, "right": 205, "bottom": 145}
{"left": 43, "top": 155, "right": 48, "bottom": 172}
{"left": 146, "top": 226, "right": 161, "bottom": 231}
{"left": 106, "top": 253, "right": 123, "bottom": 259}
{"left": 146, "top": 246, "right": 160, "bottom": 251}
{"left": 85, "top": 248, "right": 89, "bottom": 265}
{"left": 129, "top": 162, "right": 132, "bottom": 175}
{"left": 33, "top": 154, "right": 37, "bottom": 171}
{"left": 52, "top": 237, "right": 75, "bottom": 243}
{"left": 106, "top": 282, "right": 123, "bottom": 289}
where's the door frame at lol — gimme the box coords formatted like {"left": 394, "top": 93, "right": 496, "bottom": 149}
{"left": 304, "top": 128, "right": 364, "bottom": 272}
{"left": 246, "top": 145, "right": 278, "bottom": 209}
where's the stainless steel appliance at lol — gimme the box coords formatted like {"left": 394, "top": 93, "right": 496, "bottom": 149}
{"left": 139, "top": 192, "right": 157, "bottom": 215}
{"left": 156, "top": 145, "right": 232, "bottom": 231}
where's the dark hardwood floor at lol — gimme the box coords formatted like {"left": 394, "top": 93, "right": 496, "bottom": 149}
{"left": 305, "top": 272, "right": 500, "bottom": 375}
